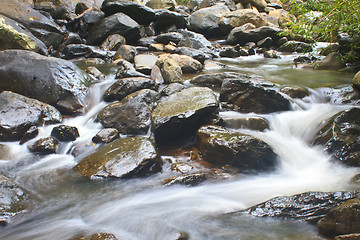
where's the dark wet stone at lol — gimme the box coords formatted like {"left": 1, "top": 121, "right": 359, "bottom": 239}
{"left": 92, "top": 128, "right": 120, "bottom": 144}
{"left": 123, "top": 89, "right": 160, "bottom": 109}
{"left": 0, "top": 174, "right": 28, "bottom": 226}
{"left": 0, "top": 50, "right": 88, "bottom": 114}
{"left": 335, "top": 234, "right": 360, "bottom": 240}
{"left": 197, "top": 125, "right": 277, "bottom": 172}
{"left": 220, "top": 77, "right": 291, "bottom": 113}
{"left": 0, "top": 91, "right": 62, "bottom": 141}
{"left": 152, "top": 87, "right": 219, "bottom": 142}
{"left": 219, "top": 46, "right": 240, "bottom": 58}
{"left": 98, "top": 94, "right": 152, "bottom": 135}
{"left": 75, "top": 2, "right": 89, "bottom": 15}
{"left": 314, "top": 107, "right": 360, "bottom": 167}
{"left": 87, "top": 13, "right": 141, "bottom": 45}
{"left": 155, "top": 32, "right": 184, "bottom": 45}
{"left": 263, "top": 50, "right": 279, "bottom": 59}
{"left": 237, "top": 191, "right": 360, "bottom": 224}
{"left": 101, "top": 0, "right": 156, "bottom": 25}
{"left": 318, "top": 197, "right": 360, "bottom": 236}
{"left": 74, "top": 10, "right": 105, "bottom": 39}
{"left": 227, "top": 26, "right": 282, "bottom": 46}
{"left": 221, "top": 115, "right": 270, "bottom": 131}
{"left": 104, "top": 77, "right": 157, "bottom": 102}
{"left": 164, "top": 171, "right": 215, "bottom": 186}
{"left": 153, "top": 9, "right": 187, "bottom": 33}
{"left": 60, "top": 44, "right": 103, "bottom": 60}
{"left": 74, "top": 137, "right": 162, "bottom": 178}
{"left": 51, "top": 125, "right": 80, "bottom": 142}
{"left": 19, "top": 126, "right": 39, "bottom": 145}
{"left": 28, "top": 137, "right": 59, "bottom": 154}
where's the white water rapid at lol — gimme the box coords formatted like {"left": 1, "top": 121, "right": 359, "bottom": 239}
{"left": 0, "top": 60, "right": 359, "bottom": 240}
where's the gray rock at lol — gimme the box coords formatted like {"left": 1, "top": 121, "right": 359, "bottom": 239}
{"left": 220, "top": 77, "right": 291, "bottom": 113}
{"left": 87, "top": 13, "right": 141, "bottom": 45}
{"left": 114, "top": 45, "right": 137, "bottom": 63}
{"left": 0, "top": 91, "right": 62, "bottom": 141}
{"left": 155, "top": 32, "right": 184, "bottom": 44}
{"left": 73, "top": 137, "right": 162, "bottom": 178}
{"left": 160, "top": 83, "right": 185, "bottom": 96}
{"left": 153, "top": 10, "right": 187, "bottom": 33}
{"left": 189, "top": 4, "right": 230, "bottom": 38}
{"left": 173, "top": 47, "right": 207, "bottom": 64}
{"left": 197, "top": 125, "right": 277, "bottom": 172}
{"left": 101, "top": 0, "right": 156, "bottom": 25}
{"left": 238, "top": 191, "right": 360, "bottom": 224}
{"left": 103, "top": 77, "right": 157, "bottom": 102}
{"left": 0, "top": 174, "right": 28, "bottom": 226}
{"left": 0, "top": 50, "right": 88, "bottom": 114}
{"left": 115, "top": 59, "right": 149, "bottom": 79}
{"left": 278, "top": 40, "right": 313, "bottom": 53}
{"left": 155, "top": 54, "right": 183, "bottom": 83}
{"left": 227, "top": 26, "right": 281, "bottom": 45}
{"left": 28, "top": 137, "right": 59, "bottom": 154}
{"left": 152, "top": 87, "right": 219, "bottom": 142}
{"left": 134, "top": 54, "right": 159, "bottom": 75}
{"left": 314, "top": 107, "right": 360, "bottom": 168}
{"left": 92, "top": 128, "right": 120, "bottom": 144}
{"left": 316, "top": 52, "right": 345, "bottom": 70}
{"left": 51, "top": 125, "right": 80, "bottom": 142}
{"left": 100, "top": 34, "right": 126, "bottom": 51}
{"left": 280, "top": 86, "right": 310, "bottom": 99}
{"left": 190, "top": 72, "right": 248, "bottom": 87}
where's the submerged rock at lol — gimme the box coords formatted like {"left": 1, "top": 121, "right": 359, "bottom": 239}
{"left": 0, "top": 50, "right": 88, "bottom": 114}
{"left": 219, "top": 77, "right": 291, "bottom": 113}
{"left": 197, "top": 125, "right": 277, "bottom": 172}
{"left": 0, "top": 174, "right": 28, "bottom": 226}
{"left": 238, "top": 191, "right": 360, "bottom": 224}
{"left": 314, "top": 107, "right": 360, "bottom": 167}
{"left": 68, "top": 232, "right": 118, "bottom": 240}
{"left": 152, "top": 87, "right": 219, "bottom": 142}
{"left": 74, "top": 137, "right": 162, "bottom": 178}
{"left": 318, "top": 197, "right": 360, "bottom": 236}
{"left": 0, "top": 91, "right": 62, "bottom": 141}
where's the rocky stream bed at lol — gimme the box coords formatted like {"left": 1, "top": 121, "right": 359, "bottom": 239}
{"left": 1, "top": 0, "right": 360, "bottom": 239}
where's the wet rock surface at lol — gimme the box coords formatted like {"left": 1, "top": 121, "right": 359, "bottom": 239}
{"left": 51, "top": 125, "right": 80, "bottom": 142}
{"left": 219, "top": 76, "right": 291, "bottom": 113}
{"left": 92, "top": 128, "right": 120, "bottom": 144}
{"left": 197, "top": 125, "right": 278, "bottom": 172}
{"left": 74, "top": 137, "right": 162, "bottom": 178}
{"left": 152, "top": 87, "right": 219, "bottom": 142}
{"left": 318, "top": 197, "right": 360, "bottom": 236}
{"left": 238, "top": 191, "right": 360, "bottom": 224}
{"left": 28, "top": 137, "right": 59, "bottom": 154}
{"left": 68, "top": 232, "right": 118, "bottom": 240}
{"left": 314, "top": 107, "right": 360, "bottom": 167}
{"left": 0, "top": 174, "right": 28, "bottom": 226}
{"left": 0, "top": 91, "right": 62, "bottom": 141}
{"left": 0, "top": 50, "right": 88, "bottom": 114}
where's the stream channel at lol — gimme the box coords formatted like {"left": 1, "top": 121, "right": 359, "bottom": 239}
{"left": 0, "top": 50, "right": 359, "bottom": 240}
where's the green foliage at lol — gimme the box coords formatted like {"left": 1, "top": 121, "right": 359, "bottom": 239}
{"left": 281, "top": 0, "right": 360, "bottom": 63}
{"left": 176, "top": 0, "right": 190, "bottom": 6}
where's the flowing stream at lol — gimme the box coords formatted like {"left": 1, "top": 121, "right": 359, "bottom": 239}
{"left": 0, "top": 54, "right": 359, "bottom": 240}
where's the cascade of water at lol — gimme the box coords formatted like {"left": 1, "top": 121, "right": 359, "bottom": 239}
{"left": 0, "top": 67, "right": 359, "bottom": 240}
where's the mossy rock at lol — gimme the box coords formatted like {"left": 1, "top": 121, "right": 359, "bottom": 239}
{"left": 74, "top": 137, "right": 162, "bottom": 178}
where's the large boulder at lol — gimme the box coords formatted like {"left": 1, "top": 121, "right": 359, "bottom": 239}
{"left": 87, "top": 13, "right": 141, "bottom": 45}
{"left": 152, "top": 87, "right": 219, "bottom": 142}
{"left": 190, "top": 72, "right": 250, "bottom": 87}
{"left": 227, "top": 26, "right": 282, "bottom": 45}
{"left": 73, "top": 137, "right": 162, "bottom": 178}
{"left": 316, "top": 52, "right": 346, "bottom": 70}
{"left": 0, "top": 91, "right": 62, "bottom": 141}
{"left": 155, "top": 54, "right": 183, "bottom": 83}
{"left": 318, "top": 197, "right": 360, "bottom": 236}
{"left": 219, "top": 76, "right": 291, "bottom": 113}
{"left": 0, "top": 50, "right": 88, "bottom": 114}
{"left": 0, "top": 0, "right": 63, "bottom": 36}
{"left": 0, "top": 15, "right": 47, "bottom": 54}
{"left": 314, "top": 108, "right": 360, "bottom": 168}
{"left": 238, "top": 191, "right": 360, "bottom": 224}
{"left": 197, "top": 125, "right": 277, "bottom": 172}
{"left": 103, "top": 77, "right": 157, "bottom": 102}
{"left": 188, "top": 4, "right": 230, "bottom": 38}
{"left": 218, "top": 9, "right": 268, "bottom": 35}
{"left": 0, "top": 174, "right": 28, "bottom": 226}
{"left": 101, "top": 0, "right": 156, "bottom": 25}
{"left": 153, "top": 10, "right": 187, "bottom": 33}
{"left": 97, "top": 92, "right": 153, "bottom": 135}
